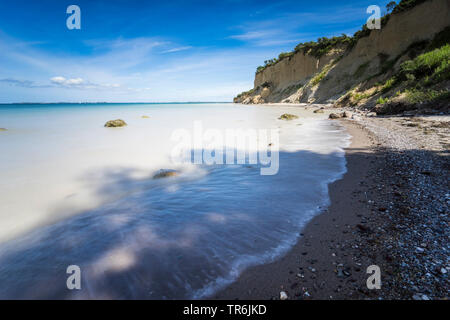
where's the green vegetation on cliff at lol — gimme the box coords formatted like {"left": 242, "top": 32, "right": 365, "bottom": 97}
{"left": 255, "top": 0, "right": 432, "bottom": 74}
{"left": 379, "top": 42, "right": 450, "bottom": 94}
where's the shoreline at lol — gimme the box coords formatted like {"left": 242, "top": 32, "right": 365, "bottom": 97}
{"left": 212, "top": 111, "right": 449, "bottom": 300}
{"left": 212, "top": 119, "right": 380, "bottom": 299}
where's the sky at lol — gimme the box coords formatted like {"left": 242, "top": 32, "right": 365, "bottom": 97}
{"left": 0, "top": 0, "right": 391, "bottom": 103}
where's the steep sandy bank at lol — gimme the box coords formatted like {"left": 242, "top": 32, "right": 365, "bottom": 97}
{"left": 235, "top": 0, "right": 450, "bottom": 106}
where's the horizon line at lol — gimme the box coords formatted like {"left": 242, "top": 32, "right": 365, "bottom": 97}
{"left": 0, "top": 101, "right": 233, "bottom": 105}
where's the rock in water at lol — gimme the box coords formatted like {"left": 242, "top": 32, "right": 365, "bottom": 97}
{"left": 278, "top": 114, "right": 299, "bottom": 121}
{"left": 0, "top": 128, "right": 7, "bottom": 131}
{"left": 142, "top": 115, "right": 150, "bottom": 119}
{"left": 153, "top": 169, "right": 179, "bottom": 179}
{"left": 104, "top": 119, "right": 127, "bottom": 127}
{"left": 313, "top": 109, "right": 324, "bottom": 114}
{"left": 280, "top": 291, "right": 288, "bottom": 300}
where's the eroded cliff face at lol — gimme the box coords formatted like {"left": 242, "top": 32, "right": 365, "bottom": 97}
{"left": 234, "top": 0, "right": 450, "bottom": 105}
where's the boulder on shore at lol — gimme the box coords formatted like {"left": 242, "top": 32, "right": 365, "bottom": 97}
{"left": 153, "top": 169, "right": 179, "bottom": 179}
{"left": 342, "top": 111, "right": 353, "bottom": 118}
{"left": 329, "top": 113, "right": 341, "bottom": 119}
{"left": 104, "top": 119, "right": 127, "bottom": 127}
{"left": 278, "top": 114, "right": 299, "bottom": 121}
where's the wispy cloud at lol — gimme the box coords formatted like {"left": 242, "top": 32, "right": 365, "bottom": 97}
{"left": 229, "top": 31, "right": 276, "bottom": 41}
{"left": 162, "top": 46, "right": 192, "bottom": 53}
{"left": 0, "top": 78, "right": 50, "bottom": 88}
{"left": 228, "top": 4, "right": 370, "bottom": 48}
{"left": 0, "top": 33, "right": 272, "bottom": 102}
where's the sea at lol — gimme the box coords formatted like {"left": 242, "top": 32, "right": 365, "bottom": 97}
{"left": 0, "top": 103, "right": 350, "bottom": 299}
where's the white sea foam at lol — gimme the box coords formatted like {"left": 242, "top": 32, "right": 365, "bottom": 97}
{"left": 0, "top": 103, "right": 350, "bottom": 299}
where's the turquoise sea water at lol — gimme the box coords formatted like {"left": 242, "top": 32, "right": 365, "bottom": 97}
{"left": 0, "top": 103, "right": 350, "bottom": 299}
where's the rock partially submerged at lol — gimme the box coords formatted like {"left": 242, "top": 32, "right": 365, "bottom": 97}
{"left": 142, "top": 115, "right": 150, "bottom": 119}
{"left": 104, "top": 119, "right": 127, "bottom": 127}
{"left": 313, "top": 109, "right": 324, "bottom": 114}
{"left": 153, "top": 169, "right": 179, "bottom": 179}
{"left": 278, "top": 114, "right": 299, "bottom": 121}
{"left": 0, "top": 128, "right": 7, "bottom": 131}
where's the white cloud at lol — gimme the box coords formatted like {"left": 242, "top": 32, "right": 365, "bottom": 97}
{"left": 162, "top": 46, "right": 192, "bottom": 53}
{"left": 50, "top": 76, "right": 67, "bottom": 84}
{"left": 51, "top": 76, "right": 84, "bottom": 86}
{"left": 229, "top": 31, "right": 275, "bottom": 41}
{"left": 66, "top": 78, "right": 84, "bottom": 85}
{"left": 0, "top": 32, "right": 279, "bottom": 102}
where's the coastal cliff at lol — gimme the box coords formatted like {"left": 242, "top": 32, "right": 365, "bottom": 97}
{"left": 234, "top": 0, "right": 450, "bottom": 114}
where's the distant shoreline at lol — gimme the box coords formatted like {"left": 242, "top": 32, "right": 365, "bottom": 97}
{"left": 0, "top": 101, "right": 232, "bottom": 105}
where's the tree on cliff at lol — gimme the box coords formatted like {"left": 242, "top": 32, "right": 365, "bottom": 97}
{"left": 386, "top": 1, "right": 397, "bottom": 13}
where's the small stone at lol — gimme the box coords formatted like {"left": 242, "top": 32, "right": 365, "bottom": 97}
{"left": 278, "top": 114, "right": 299, "bottom": 121}
{"left": 280, "top": 291, "right": 288, "bottom": 300}
{"left": 104, "top": 119, "right": 127, "bottom": 127}
{"left": 313, "top": 109, "right": 324, "bottom": 114}
{"left": 440, "top": 268, "right": 447, "bottom": 274}
{"left": 416, "top": 247, "right": 425, "bottom": 253}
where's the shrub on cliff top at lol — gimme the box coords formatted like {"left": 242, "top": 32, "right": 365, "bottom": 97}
{"left": 294, "top": 35, "right": 353, "bottom": 58}
{"left": 392, "top": 0, "right": 429, "bottom": 14}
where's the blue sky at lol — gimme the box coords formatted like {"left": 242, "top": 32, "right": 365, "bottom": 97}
{"left": 0, "top": 0, "right": 391, "bottom": 103}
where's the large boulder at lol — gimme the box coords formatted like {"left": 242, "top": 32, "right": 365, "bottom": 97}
{"left": 104, "top": 119, "right": 127, "bottom": 127}
{"left": 278, "top": 114, "right": 299, "bottom": 121}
